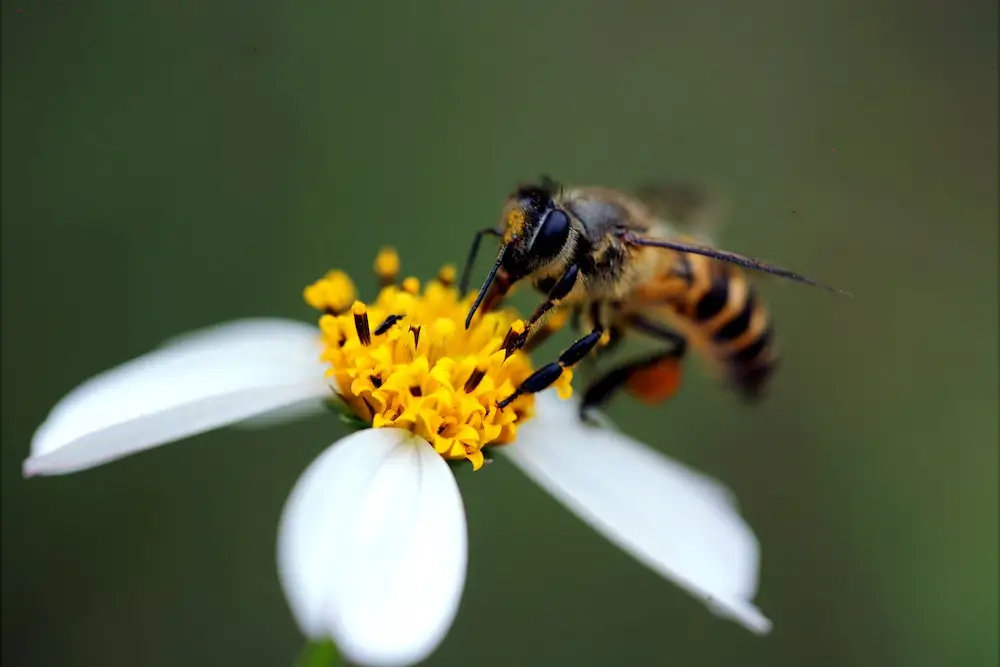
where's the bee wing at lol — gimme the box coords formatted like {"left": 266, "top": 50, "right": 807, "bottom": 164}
{"left": 633, "top": 182, "right": 727, "bottom": 243}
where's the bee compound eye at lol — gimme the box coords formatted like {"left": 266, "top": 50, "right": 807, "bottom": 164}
{"left": 530, "top": 208, "right": 571, "bottom": 259}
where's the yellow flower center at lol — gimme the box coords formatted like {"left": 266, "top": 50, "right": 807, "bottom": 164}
{"left": 303, "top": 248, "right": 572, "bottom": 470}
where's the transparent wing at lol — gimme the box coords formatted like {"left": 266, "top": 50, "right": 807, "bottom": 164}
{"left": 633, "top": 182, "right": 727, "bottom": 243}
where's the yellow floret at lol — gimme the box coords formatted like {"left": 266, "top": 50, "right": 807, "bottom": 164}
{"left": 374, "top": 247, "right": 400, "bottom": 284}
{"left": 306, "top": 248, "right": 549, "bottom": 470}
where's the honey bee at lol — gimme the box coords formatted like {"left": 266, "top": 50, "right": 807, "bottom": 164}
{"left": 459, "top": 177, "right": 847, "bottom": 416}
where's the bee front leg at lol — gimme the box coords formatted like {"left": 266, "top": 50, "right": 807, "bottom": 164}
{"left": 504, "top": 264, "right": 580, "bottom": 354}
{"left": 521, "top": 308, "right": 570, "bottom": 354}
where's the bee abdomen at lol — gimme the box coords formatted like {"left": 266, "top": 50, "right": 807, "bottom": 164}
{"left": 684, "top": 260, "right": 778, "bottom": 398}
{"left": 725, "top": 326, "right": 777, "bottom": 400}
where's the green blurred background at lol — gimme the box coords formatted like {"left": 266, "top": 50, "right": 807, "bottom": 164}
{"left": 3, "top": 2, "right": 997, "bottom": 666}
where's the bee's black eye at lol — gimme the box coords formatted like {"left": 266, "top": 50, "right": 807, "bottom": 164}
{"left": 529, "top": 208, "right": 571, "bottom": 259}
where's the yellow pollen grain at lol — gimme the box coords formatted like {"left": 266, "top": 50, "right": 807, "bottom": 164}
{"left": 505, "top": 208, "right": 526, "bottom": 243}
{"left": 511, "top": 319, "right": 526, "bottom": 335}
{"left": 306, "top": 254, "right": 546, "bottom": 470}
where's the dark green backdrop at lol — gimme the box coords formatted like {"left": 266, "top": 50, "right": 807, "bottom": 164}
{"left": 3, "top": 2, "right": 997, "bottom": 666}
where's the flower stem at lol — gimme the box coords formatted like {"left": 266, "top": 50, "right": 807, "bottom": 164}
{"left": 295, "top": 639, "right": 341, "bottom": 667}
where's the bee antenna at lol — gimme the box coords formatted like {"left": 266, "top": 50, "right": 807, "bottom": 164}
{"left": 539, "top": 174, "right": 563, "bottom": 196}
{"left": 465, "top": 244, "right": 509, "bottom": 329}
{"left": 626, "top": 234, "right": 851, "bottom": 296}
{"left": 458, "top": 227, "right": 502, "bottom": 296}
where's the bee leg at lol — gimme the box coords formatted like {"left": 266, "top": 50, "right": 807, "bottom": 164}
{"left": 526, "top": 264, "right": 579, "bottom": 328}
{"left": 458, "top": 227, "right": 502, "bottom": 295}
{"left": 497, "top": 328, "right": 603, "bottom": 409}
{"left": 506, "top": 264, "right": 580, "bottom": 353}
{"left": 578, "top": 324, "right": 623, "bottom": 381}
{"left": 522, "top": 308, "right": 570, "bottom": 353}
{"left": 579, "top": 346, "right": 687, "bottom": 418}
{"left": 579, "top": 319, "right": 688, "bottom": 421}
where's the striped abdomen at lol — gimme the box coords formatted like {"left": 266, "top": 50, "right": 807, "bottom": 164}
{"left": 654, "top": 250, "right": 778, "bottom": 399}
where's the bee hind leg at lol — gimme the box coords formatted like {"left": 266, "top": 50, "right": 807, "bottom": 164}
{"left": 579, "top": 319, "right": 688, "bottom": 422}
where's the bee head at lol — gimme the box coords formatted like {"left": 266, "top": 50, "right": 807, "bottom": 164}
{"left": 463, "top": 178, "right": 573, "bottom": 329}
{"left": 498, "top": 183, "right": 573, "bottom": 281}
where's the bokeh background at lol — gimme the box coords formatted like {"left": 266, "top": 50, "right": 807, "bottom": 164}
{"left": 3, "top": 2, "right": 997, "bottom": 666}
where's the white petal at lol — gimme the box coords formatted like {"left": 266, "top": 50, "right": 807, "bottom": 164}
{"left": 25, "top": 319, "right": 330, "bottom": 477}
{"left": 504, "top": 390, "right": 771, "bottom": 634}
{"left": 278, "top": 428, "right": 467, "bottom": 667}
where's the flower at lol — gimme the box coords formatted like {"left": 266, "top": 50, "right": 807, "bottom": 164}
{"left": 24, "top": 249, "right": 771, "bottom": 667}
{"left": 301, "top": 257, "right": 569, "bottom": 471}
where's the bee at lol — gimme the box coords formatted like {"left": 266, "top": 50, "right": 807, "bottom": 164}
{"left": 459, "top": 177, "right": 848, "bottom": 416}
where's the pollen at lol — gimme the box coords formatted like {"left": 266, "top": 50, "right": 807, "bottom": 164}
{"left": 505, "top": 208, "right": 526, "bottom": 243}
{"left": 307, "top": 249, "right": 544, "bottom": 470}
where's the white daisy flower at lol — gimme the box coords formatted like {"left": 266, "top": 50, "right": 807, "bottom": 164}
{"left": 24, "top": 249, "right": 771, "bottom": 667}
